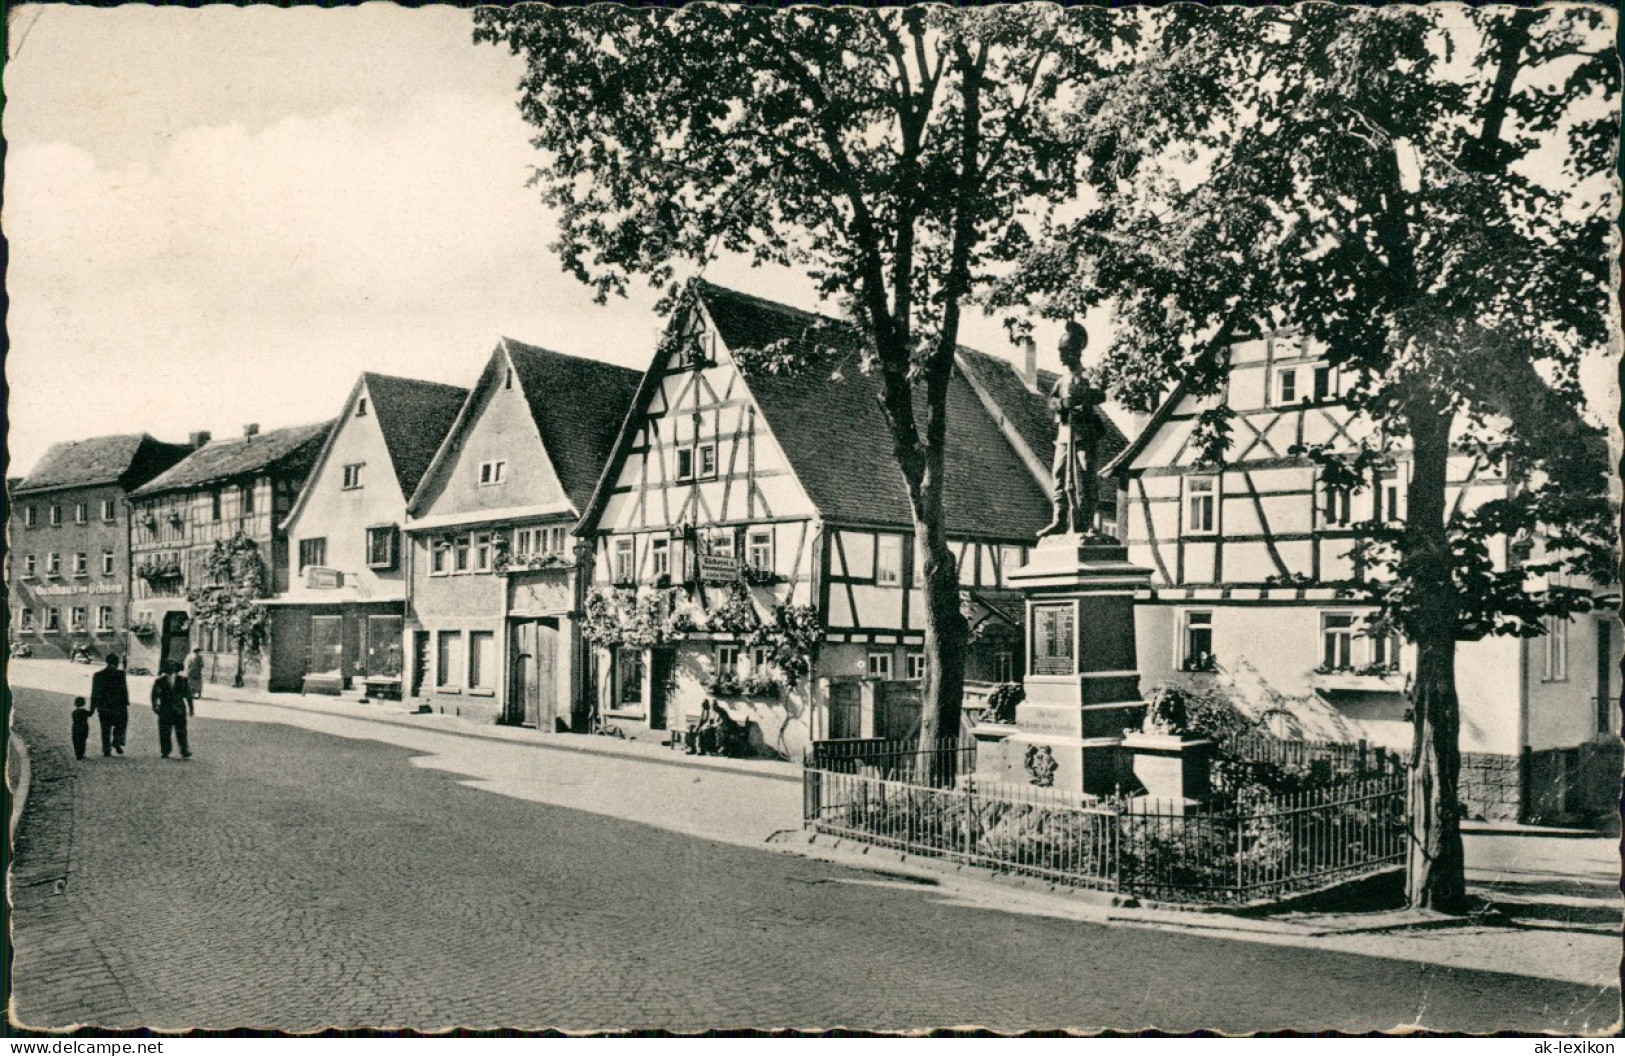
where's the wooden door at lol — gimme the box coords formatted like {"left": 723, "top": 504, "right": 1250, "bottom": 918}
{"left": 411, "top": 631, "right": 429, "bottom": 697}
{"left": 649, "top": 647, "right": 673, "bottom": 731}
{"left": 533, "top": 621, "right": 558, "bottom": 731}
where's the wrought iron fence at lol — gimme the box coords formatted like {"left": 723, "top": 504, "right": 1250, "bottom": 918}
{"left": 803, "top": 738, "right": 1407, "bottom": 905}
{"left": 1227, "top": 734, "right": 1406, "bottom": 777}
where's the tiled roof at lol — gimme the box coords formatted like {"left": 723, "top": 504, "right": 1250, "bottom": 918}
{"left": 505, "top": 340, "right": 643, "bottom": 513}
{"left": 695, "top": 282, "right": 1051, "bottom": 540}
{"left": 956, "top": 346, "right": 1130, "bottom": 485}
{"left": 132, "top": 422, "right": 333, "bottom": 498}
{"left": 14, "top": 434, "right": 148, "bottom": 494}
{"left": 362, "top": 373, "right": 470, "bottom": 496}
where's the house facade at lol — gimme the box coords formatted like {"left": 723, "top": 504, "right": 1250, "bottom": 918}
{"left": 577, "top": 281, "right": 1116, "bottom": 757}
{"left": 1107, "top": 331, "right": 1621, "bottom": 821}
{"left": 403, "top": 340, "right": 640, "bottom": 729}
{"left": 8, "top": 434, "right": 194, "bottom": 661}
{"left": 127, "top": 422, "right": 332, "bottom": 683}
{"left": 265, "top": 374, "right": 467, "bottom": 695}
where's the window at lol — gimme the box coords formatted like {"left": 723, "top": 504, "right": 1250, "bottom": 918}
{"left": 342, "top": 463, "right": 364, "bottom": 490}
{"left": 1313, "top": 365, "right": 1333, "bottom": 402}
{"left": 96, "top": 606, "right": 114, "bottom": 632}
{"left": 867, "top": 651, "right": 893, "bottom": 679}
{"left": 45, "top": 608, "right": 60, "bottom": 631}
{"left": 994, "top": 651, "right": 1015, "bottom": 684}
{"left": 1322, "top": 613, "right": 1356, "bottom": 671}
{"left": 101, "top": 500, "right": 117, "bottom": 521}
{"left": 431, "top": 538, "right": 451, "bottom": 575}
{"left": 70, "top": 607, "right": 87, "bottom": 632}
{"left": 468, "top": 631, "right": 495, "bottom": 691}
{"left": 47, "top": 552, "right": 61, "bottom": 576}
{"left": 1322, "top": 483, "right": 1352, "bottom": 528}
{"left": 747, "top": 529, "right": 773, "bottom": 573}
{"left": 545, "top": 526, "right": 566, "bottom": 553}
{"left": 365, "top": 615, "right": 404, "bottom": 678}
{"left": 74, "top": 503, "right": 88, "bottom": 524}
{"left": 614, "top": 648, "right": 644, "bottom": 708}
{"left": 473, "top": 532, "right": 493, "bottom": 572}
{"left": 876, "top": 535, "right": 903, "bottom": 586}
{"left": 23, "top": 506, "right": 36, "bottom": 528}
{"left": 1184, "top": 477, "right": 1217, "bottom": 535}
{"left": 241, "top": 483, "right": 255, "bottom": 514}
{"left": 1375, "top": 468, "right": 1403, "bottom": 525}
{"left": 697, "top": 442, "right": 717, "bottom": 479}
{"left": 1369, "top": 631, "right": 1399, "bottom": 671}
{"left": 436, "top": 631, "right": 463, "bottom": 689}
{"left": 454, "top": 536, "right": 471, "bottom": 573}
{"left": 906, "top": 652, "right": 927, "bottom": 681}
{"left": 72, "top": 552, "right": 88, "bottom": 576}
{"left": 1032, "top": 604, "right": 1075, "bottom": 676}
{"left": 356, "top": 397, "right": 368, "bottom": 417}
{"left": 478, "top": 460, "right": 507, "bottom": 486}
{"left": 50, "top": 505, "right": 62, "bottom": 527}
{"left": 298, "top": 538, "right": 328, "bottom": 572}
{"left": 750, "top": 645, "right": 772, "bottom": 674}
{"left": 1543, "top": 616, "right": 1569, "bottom": 682}
{"left": 19, "top": 608, "right": 33, "bottom": 632}
{"left": 367, "top": 526, "right": 398, "bottom": 569}
{"left": 1276, "top": 368, "right": 1298, "bottom": 405}
{"left": 717, "top": 644, "right": 741, "bottom": 677}
{"left": 1182, "top": 611, "right": 1215, "bottom": 671}
{"left": 651, "top": 537, "right": 670, "bottom": 579}
{"left": 23, "top": 555, "right": 36, "bottom": 577}
{"left": 614, "top": 538, "right": 635, "bottom": 583}
{"left": 504, "top": 368, "right": 514, "bottom": 390}
{"left": 102, "top": 551, "right": 115, "bottom": 576}
{"left": 676, "top": 448, "right": 695, "bottom": 482}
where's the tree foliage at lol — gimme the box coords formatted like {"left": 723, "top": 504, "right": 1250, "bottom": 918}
{"left": 186, "top": 532, "right": 270, "bottom": 654}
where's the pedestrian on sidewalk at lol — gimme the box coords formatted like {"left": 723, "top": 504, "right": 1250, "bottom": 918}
{"left": 151, "top": 659, "right": 194, "bottom": 759}
{"left": 71, "top": 697, "right": 91, "bottom": 761}
{"left": 88, "top": 653, "right": 130, "bottom": 757}
{"left": 185, "top": 648, "right": 204, "bottom": 710}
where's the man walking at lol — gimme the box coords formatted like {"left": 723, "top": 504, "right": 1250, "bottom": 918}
{"left": 185, "top": 648, "right": 205, "bottom": 710}
{"left": 151, "top": 659, "right": 194, "bottom": 759}
{"left": 88, "top": 653, "right": 130, "bottom": 757}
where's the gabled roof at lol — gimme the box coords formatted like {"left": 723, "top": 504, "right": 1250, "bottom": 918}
{"left": 1102, "top": 377, "right": 1194, "bottom": 478}
{"left": 588, "top": 280, "right": 1051, "bottom": 540}
{"left": 409, "top": 340, "right": 641, "bottom": 520}
{"left": 13, "top": 434, "right": 183, "bottom": 495}
{"left": 362, "top": 373, "right": 470, "bottom": 496}
{"left": 505, "top": 340, "right": 642, "bottom": 513}
{"left": 131, "top": 422, "right": 333, "bottom": 498}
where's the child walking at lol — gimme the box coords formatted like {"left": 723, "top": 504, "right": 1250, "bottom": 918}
{"left": 71, "top": 697, "right": 91, "bottom": 760}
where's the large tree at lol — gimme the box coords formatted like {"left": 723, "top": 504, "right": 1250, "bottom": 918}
{"left": 1000, "top": 5, "right": 1618, "bottom": 910}
{"left": 475, "top": 5, "right": 1138, "bottom": 748}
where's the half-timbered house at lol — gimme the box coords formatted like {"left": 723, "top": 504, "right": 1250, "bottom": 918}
{"left": 1107, "top": 331, "right": 1621, "bottom": 822}
{"left": 265, "top": 373, "right": 468, "bottom": 696}
{"left": 403, "top": 340, "right": 640, "bottom": 728}
{"left": 577, "top": 281, "right": 1121, "bottom": 757}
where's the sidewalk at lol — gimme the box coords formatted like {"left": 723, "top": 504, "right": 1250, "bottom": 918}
{"left": 7, "top": 658, "right": 1620, "bottom": 992}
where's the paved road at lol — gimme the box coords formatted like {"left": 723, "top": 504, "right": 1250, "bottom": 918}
{"left": 8, "top": 685, "right": 1617, "bottom": 1033}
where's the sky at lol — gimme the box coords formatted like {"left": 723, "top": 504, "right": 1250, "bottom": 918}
{"left": 2, "top": 4, "right": 1084, "bottom": 477}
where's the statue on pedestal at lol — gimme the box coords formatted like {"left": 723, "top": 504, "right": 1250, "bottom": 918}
{"left": 1039, "top": 321, "right": 1111, "bottom": 540}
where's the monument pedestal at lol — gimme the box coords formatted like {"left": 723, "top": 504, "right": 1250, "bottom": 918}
{"left": 1006, "top": 534, "right": 1153, "bottom": 798}
{"left": 1121, "top": 732, "right": 1213, "bottom": 807}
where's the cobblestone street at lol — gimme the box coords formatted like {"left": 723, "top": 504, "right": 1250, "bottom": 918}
{"left": 8, "top": 684, "right": 1618, "bottom": 1034}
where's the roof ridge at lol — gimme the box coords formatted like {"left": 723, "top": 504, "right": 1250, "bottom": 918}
{"left": 361, "top": 371, "right": 469, "bottom": 393}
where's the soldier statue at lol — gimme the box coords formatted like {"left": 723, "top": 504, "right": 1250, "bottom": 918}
{"left": 1040, "top": 321, "right": 1111, "bottom": 540}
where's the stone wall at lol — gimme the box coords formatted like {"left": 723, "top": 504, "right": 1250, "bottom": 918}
{"left": 1459, "top": 752, "right": 1522, "bottom": 823}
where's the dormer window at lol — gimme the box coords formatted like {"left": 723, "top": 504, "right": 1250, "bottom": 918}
{"left": 478, "top": 460, "right": 507, "bottom": 486}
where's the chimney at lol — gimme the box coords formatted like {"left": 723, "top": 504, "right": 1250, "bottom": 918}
{"left": 243, "top": 423, "right": 260, "bottom": 439}
{"left": 1018, "top": 337, "right": 1038, "bottom": 393}
{"left": 188, "top": 431, "right": 211, "bottom": 449}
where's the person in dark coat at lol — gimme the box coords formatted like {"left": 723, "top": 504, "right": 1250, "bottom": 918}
{"left": 185, "top": 648, "right": 205, "bottom": 709}
{"left": 71, "top": 697, "right": 91, "bottom": 761}
{"left": 88, "top": 653, "right": 131, "bottom": 757}
{"left": 151, "top": 659, "right": 194, "bottom": 759}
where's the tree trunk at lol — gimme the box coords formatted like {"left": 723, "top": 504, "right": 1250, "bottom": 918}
{"left": 1403, "top": 406, "right": 1469, "bottom": 913}
{"left": 916, "top": 523, "right": 970, "bottom": 770}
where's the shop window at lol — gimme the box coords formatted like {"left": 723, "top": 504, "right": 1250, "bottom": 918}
{"left": 1184, "top": 477, "right": 1217, "bottom": 536}
{"left": 366, "top": 616, "right": 404, "bottom": 678}
{"left": 309, "top": 616, "right": 343, "bottom": 677}
{"left": 867, "top": 651, "right": 893, "bottom": 679}
{"left": 876, "top": 535, "right": 903, "bottom": 586}
{"left": 367, "top": 525, "right": 399, "bottom": 570}
{"left": 1321, "top": 613, "right": 1356, "bottom": 671}
{"left": 468, "top": 631, "right": 495, "bottom": 691}
{"left": 299, "top": 538, "right": 327, "bottom": 572}
{"left": 1032, "top": 604, "right": 1075, "bottom": 676}
{"left": 1181, "top": 611, "right": 1215, "bottom": 672}
{"left": 436, "top": 631, "right": 463, "bottom": 688}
